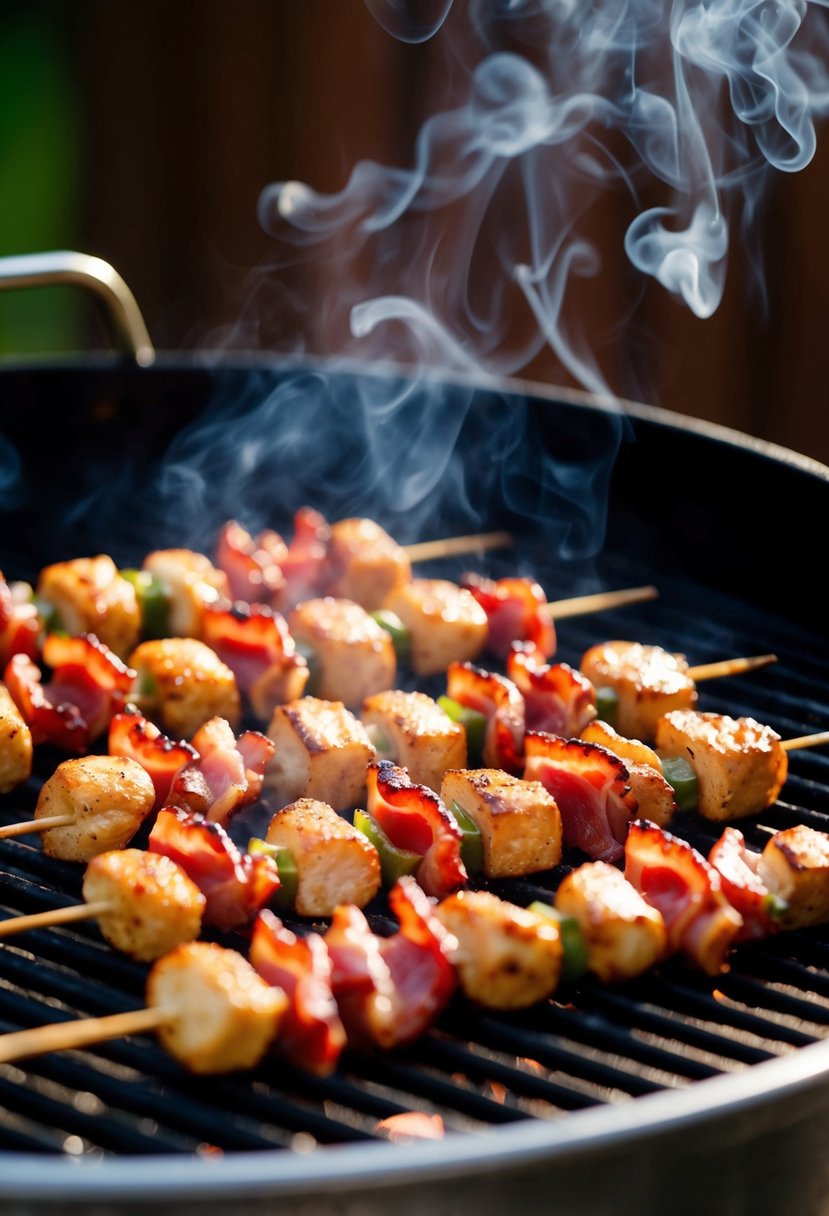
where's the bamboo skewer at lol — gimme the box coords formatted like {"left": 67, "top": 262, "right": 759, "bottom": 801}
{"left": 0, "top": 1006, "right": 168, "bottom": 1066}
{"left": 0, "top": 815, "right": 73, "bottom": 841}
{"left": 687, "top": 654, "right": 778, "bottom": 682}
{"left": 782, "top": 730, "right": 829, "bottom": 752}
{"left": 0, "top": 900, "right": 111, "bottom": 939}
{"left": 543, "top": 585, "right": 658, "bottom": 620}
{"left": 403, "top": 530, "right": 514, "bottom": 563}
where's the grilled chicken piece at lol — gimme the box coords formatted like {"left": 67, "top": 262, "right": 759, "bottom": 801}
{"left": 82, "top": 849, "right": 205, "bottom": 962}
{"left": 655, "top": 709, "right": 787, "bottom": 821}
{"left": 581, "top": 720, "right": 676, "bottom": 827}
{"left": 440, "top": 768, "right": 561, "bottom": 878}
{"left": 265, "top": 798, "right": 381, "bottom": 916}
{"left": 288, "top": 597, "right": 396, "bottom": 708}
{"left": 324, "top": 518, "right": 411, "bottom": 611}
{"left": 555, "top": 861, "right": 667, "bottom": 982}
{"left": 383, "top": 580, "right": 488, "bottom": 676}
{"left": 36, "top": 554, "right": 141, "bottom": 659}
{"left": 36, "top": 755, "right": 155, "bottom": 862}
{"left": 580, "top": 641, "right": 697, "bottom": 742}
{"left": 758, "top": 826, "right": 829, "bottom": 930}
{"left": 361, "top": 689, "right": 466, "bottom": 791}
{"left": 129, "top": 638, "right": 241, "bottom": 739}
{"left": 0, "top": 682, "right": 32, "bottom": 794}
{"left": 265, "top": 697, "right": 376, "bottom": 811}
{"left": 142, "top": 548, "right": 229, "bottom": 639}
{"left": 146, "top": 941, "right": 287, "bottom": 1074}
{"left": 435, "top": 890, "right": 562, "bottom": 1009}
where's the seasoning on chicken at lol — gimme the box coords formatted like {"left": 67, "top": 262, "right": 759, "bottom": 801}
{"left": 201, "top": 602, "right": 309, "bottom": 720}
{"left": 361, "top": 689, "right": 467, "bottom": 792}
{"left": 580, "top": 641, "right": 698, "bottom": 742}
{"left": 264, "top": 798, "right": 381, "bottom": 916}
{"left": 757, "top": 825, "right": 829, "bottom": 930}
{"left": 444, "top": 660, "right": 525, "bottom": 774}
{"left": 35, "top": 755, "right": 156, "bottom": 862}
{"left": 655, "top": 709, "right": 787, "bottom": 821}
{"left": 81, "top": 849, "right": 206, "bottom": 962}
{"left": 382, "top": 580, "right": 488, "bottom": 676}
{"left": 146, "top": 941, "right": 287, "bottom": 1074}
{"left": 264, "top": 696, "right": 376, "bottom": 811}
{"left": 507, "top": 645, "right": 597, "bottom": 739}
{"left": 581, "top": 719, "right": 676, "bottom": 827}
{"left": 129, "top": 637, "right": 241, "bottom": 739}
{"left": 625, "top": 820, "right": 743, "bottom": 975}
{"left": 0, "top": 681, "right": 32, "bottom": 794}
{"left": 440, "top": 768, "right": 562, "bottom": 879}
{"left": 435, "top": 890, "right": 563, "bottom": 1009}
{"left": 36, "top": 554, "right": 141, "bottom": 659}
{"left": 288, "top": 597, "right": 396, "bottom": 708}
{"left": 324, "top": 517, "right": 411, "bottom": 611}
{"left": 554, "top": 861, "right": 667, "bottom": 982}
{"left": 142, "top": 548, "right": 229, "bottom": 639}
{"left": 460, "top": 573, "right": 556, "bottom": 660}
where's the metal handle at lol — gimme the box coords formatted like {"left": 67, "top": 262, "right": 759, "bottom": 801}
{"left": 0, "top": 250, "right": 155, "bottom": 366}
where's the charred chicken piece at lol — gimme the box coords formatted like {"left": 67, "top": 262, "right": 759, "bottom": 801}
{"left": 581, "top": 719, "right": 676, "bottom": 827}
{"left": 440, "top": 768, "right": 562, "bottom": 879}
{"left": 0, "top": 681, "right": 32, "bottom": 794}
{"left": 35, "top": 755, "right": 155, "bottom": 862}
{"left": 758, "top": 825, "right": 829, "bottom": 930}
{"left": 265, "top": 798, "right": 381, "bottom": 916}
{"left": 324, "top": 517, "right": 411, "bottom": 611}
{"left": 361, "top": 688, "right": 467, "bottom": 792}
{"left": 142, "top": 548, "right": 229, "bottom": 639}
{"left": 264, "top": 696, "right": 376, "bottom": 811}
{"left": 36, "top": 554, "right": 141, "bottom": 659}
{"left": 580, "top": 640, "right": 697, "bottom": 742}
{"left": 288, "top": 597, "right": 396, "bottom": 708}
{"left": 129, "top": 637, "right": 241, "bottom": 739}
{"left": 383, "top": 580, "right": 488, "bottom": 676}
{"left": 655, "top": 709, "right": 787, "bottom": 821}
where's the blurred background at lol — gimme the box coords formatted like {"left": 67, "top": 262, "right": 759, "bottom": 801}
{"left": 1, "top": 0, "right": 827, "bottom": 463}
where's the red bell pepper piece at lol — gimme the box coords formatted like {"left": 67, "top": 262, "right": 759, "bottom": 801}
{"left": 108, "top": 708, "right": 197, "bottom": 810}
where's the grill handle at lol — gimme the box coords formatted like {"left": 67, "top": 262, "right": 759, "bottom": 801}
{"left": 0, "top": 250, "right": 155, "bottom": 366}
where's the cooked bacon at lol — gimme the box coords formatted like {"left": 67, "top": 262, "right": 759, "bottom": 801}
{"left": 215, "top": 520, "right": 287, "bottom": 606}
{"left": 625, "top": 820, "right": 743, "bottom": 974}
{"left": 367, "top": 760, "right": 466, "bottom": 898}
{"left": 523, "top": 731, "right": 637, "bottom": 863}
{"left": 249, "top": 910, "right": 346, "bottom": 1076}
{"left": 445, "top": 660, "right": 525, "bottom": 774}
{"left": 108, "top": 709, "right": 197, "bottom": 809}
{"left": 5, "top": 634, "right": 134, "bottom": 752}
{"left": 168, "top": 717, "right": 274, "bottom": 827}
{"left": 324, "top": 903, "right": 395, "bottom": 1047}
{"left": 507, "top": 645, "right": 597, "bottom": 737}
{"left": 201, "top": 602, "right": 309, "bottom": 721}
{"left": 708, "top": 827, "right": 783, "bottom": 941}
{"left": 279, "top": 507, "right": 331, "bottom": 610}
{"left": 460, "top": 573, "right": 556, "bottom": 660}
{"left": 0, "top": 575, "right": 39, "bottom": 667}
{"left": 377, "top": 877, "right": 457, "bottom": 1046}
{"left": 149, "top": 806, "right": 280, "bottom": 932}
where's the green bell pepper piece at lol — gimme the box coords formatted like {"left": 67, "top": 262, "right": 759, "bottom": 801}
{"left": 528, "top": 900, "right": 589, "bottom": 985}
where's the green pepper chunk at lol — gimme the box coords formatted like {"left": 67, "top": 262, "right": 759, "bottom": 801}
{"left": 659, "top": 754, "right": 699, "bottom": 813}
{"left": 528, "top": 900, "right": 589, "bottom": 985}
{"left": 448, "top": 800, "right": 484, "bottom": 876}
{"left": 763, "top": 891, "right": 790, "bottom": 922}
{"left": 294, "top": 640, "right": 321, "bottom": 696}
{"left": 353, "top": 809, "right": 422, "bottom": 887}
{"left": 438, "top": 696, "right": 487, "bottom": 765}
{"left": 137, "top": 670, "right": 158, "bottom": 698}
{"left": 594, "top": 686, "right": 619, "bottom": 728}
{"left": 248, "top": 838, "right": 299, "bottom": 911}
{"left": 120, "top": 569, "right": 170, "bottom": 640}
{"left": 370, "top": 609, "right": 411, "bottom": 665}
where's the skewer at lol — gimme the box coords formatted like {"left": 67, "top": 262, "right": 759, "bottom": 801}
{"left": 403, "top": 530, "right": 514, "bottom": 563}
{"left": 543, "top": 585, "right": 658, "bottom": 620}
{"left": 0, "top": 1006, "right": 168, "bottom": 1066}
{"left": 782, "top": 730, "right": 829, "bottom": 752}
{"left": 0, "top": 900, "right": 110, "bottom": 939}
{"left": 0, "top": 815, "right": 73, "bottom": 841}
{"left": 686, "top": 654, "right": 777, "bottom": 681}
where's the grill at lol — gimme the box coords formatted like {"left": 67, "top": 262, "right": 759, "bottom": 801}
{"left": 0, "top": 357, "right": 828, "bottom": 1214}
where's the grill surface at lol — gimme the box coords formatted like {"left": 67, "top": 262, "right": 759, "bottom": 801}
{"left": 0, "top": 360, "right": 828, "bottom": 1214}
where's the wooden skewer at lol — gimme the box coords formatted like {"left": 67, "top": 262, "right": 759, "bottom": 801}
{"left": 0, "top": 1006, "right": 167, "bottom": 1066}
{"left": 782, "top": 730, "right": 829, "bottom": 752}
{"left": 687, "top": 654, "right": 778, "bottom": 682}
{"left": 544, "top": 585, "right": 658, "bottom": 620}
{"left": 403, "top": 530, "right": 514, "bottom": 563}
{"left": 0, "top": 815, "right": 73, "bottom": 841}
{"left": 0, "top": 900, "right": 111, "bottom": 940}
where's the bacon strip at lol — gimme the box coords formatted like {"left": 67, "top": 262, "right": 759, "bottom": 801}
{"left": 0, "top": 575, "right": 39, "bottom": 667}
{"left": 367, "top": 761, "right": 466, "bottom": 898}
{"left": 109, "top": 709, "right": 197, "bottom": 810}
{"left": 201, "top": 603, "right": 308, "bottom": 721}
{"left": 215, "top": 520, "right": 287, "bottom": 606}
{"left": 460, "top": 573, "right": 556, "bottom": 660}
{"left": 524, "top": 731, "right": 637, "bottom": 863}
{"left": 324, "top": 904, "right": 396, "bottom": 1047}
{"left": 168, "top": 717, "right": 275, "bottom": 827}
{"left": 445, "top": 660, "right": 525, "bottom": 774}
{"left": 507, "top": 645, "right": 597, "bottom": 738}
{"left": 279, "top": 507, "right": 331, "bottom": 610}
{"left": 708, "top": 826, "right": 783, "bottom": 942}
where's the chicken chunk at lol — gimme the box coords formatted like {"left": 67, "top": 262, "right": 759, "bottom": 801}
{"left": 265, "top": 697, "right": 376, "bottom": 811}
{"left": 36, "top": 554, "right": 141, "bottom": 659}
{"left": 82, "top": 849, "right": 205, "bottom": 962}
{"left": 758, "top": 826, "right": 829, "bottom": 930}
{"left": 361, "top": 689, "right": 466, "bottom": 791}
{"left": 288, "top": 597, "right": 395, "bottom": 708}
{"left": 129, "top": 637, "right": 241, "bottom": 739}
{"left": 655, "top": 709, "right": 787, "bottom": 821}
{"left": 36, "top": 755, "right": 155, "bottom": 862}
{"left": 142, "top": 548, "right": 229, "bottom": 639}
{"left": 581, "top": 720, "right": 676, "bottom": 827}
{"left": 265, "top": 798, "right": 381, "bottom": 916}
{"left": 0, "top": 682, "right": 32, "bottom": 794}
{"left": 382, "top": 579, "right": 488, "bottom": 676}
{"left": 580, "top": 641, "right": 697, "bottom": 742}
{"left": 324, "top": 518, "right": 411, "bottom": 610}
{"left": 440, "top": 768, "right": 562, "bottom": 878}
{"left": 435, "top": 890, "right": 563, "bottom": 1009}
{"left": 555, "top": 861, "right": 667, "bottom": 982}
{"left": 146, "top": 941, "right": 287, "bottom": 1074}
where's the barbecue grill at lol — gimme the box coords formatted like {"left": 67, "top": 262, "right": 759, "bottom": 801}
{"left": 1, "top": 255, "right": 828, "bottom": 1215}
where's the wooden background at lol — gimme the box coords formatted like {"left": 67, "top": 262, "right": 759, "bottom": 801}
{"left": 1, "top": 0, "right": 827, "bottom": 463}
